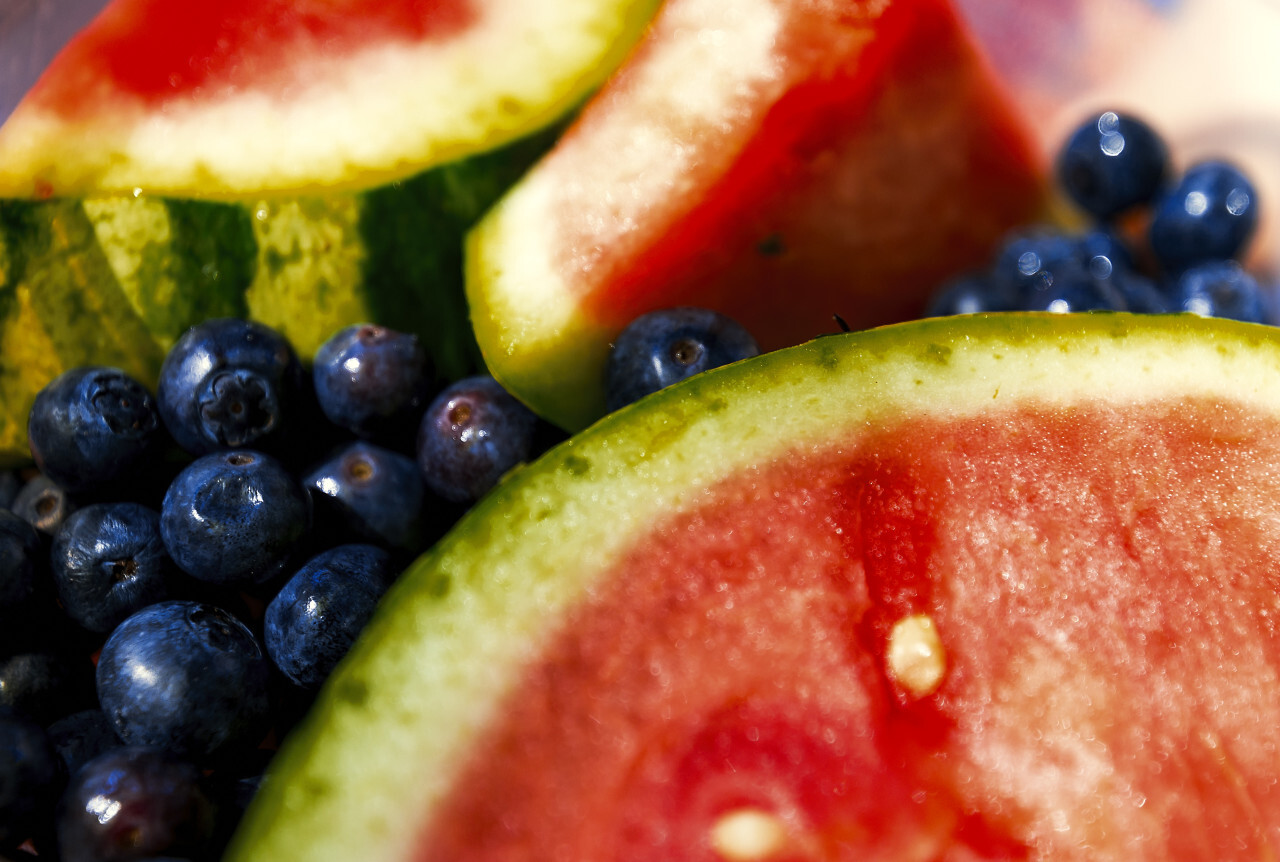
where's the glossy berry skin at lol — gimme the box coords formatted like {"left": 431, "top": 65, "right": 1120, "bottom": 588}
{"left": 1168, "top": 259, "right": 1266, "bottom": 323}
{"left": 313, "top": 324, "right": 430, "bottom": 440}
{"left": 1055, "top": 110, "right": 1169, "bottom": 220}
{"left": 51, "top": 503, "right": 175, "bottom": 634}
{"left": 605, "top": 307, "right": 760, "bottom": 412}
{"left": 55, "top": 746, "right": 214, "bottom": 862}
{"left": 264, "top": 545, "right": 395, "bottom": 689}
{"left": 0, "top": 509, "right": 45, "bottom": 630}
{"left": 416, "top": 376, "right": 539, "bottom": 505}
{"left": 157, "top": 318, "right": 307, "bottom": 456}
{"left": 27, "top": 366, "right": 161, "bottom": 494}
{"left": 304, "top": 441, "right": 426, "bottom": 555}
{"left": 161, "top": 451, "right": 311, "bottom": 586}
{"left": 990, "top": 228, "right": 1128, "bottom": 313}
{"left": 95, "top": 601, "right": 272, "bottom": 762}
{"left": 0, "top": 709, "right": 64, "bottom": 852}
{"left": 1149, "top": 160, "right": 1260, "bottom": 273}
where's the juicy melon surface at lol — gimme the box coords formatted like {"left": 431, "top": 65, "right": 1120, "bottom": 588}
{"left": 230, "top": 313, "right": 1280, "bottom": 862}
{"left": 0, "top": 0, "right": 660, "bottom": 196}
{"left": 468, "top": 0, "right": 1046, "bottom": 431}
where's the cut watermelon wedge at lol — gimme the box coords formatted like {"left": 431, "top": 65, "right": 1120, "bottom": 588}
{"left": 468, "top": 0, "right": 1047, "bottom": 431}
{"left": 0, "top": 0, "right": 660, "bottom": 196}
{"left": 229, "top": 312, "right": 1280, "bottom": 861}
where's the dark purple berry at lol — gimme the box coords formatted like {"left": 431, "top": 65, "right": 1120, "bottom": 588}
{"left": 416, "top": 376, "right": 539, "bottom": 505}
{"left": 0, "top": 710, "right": 64, "bottom": 853}
{"left": 157, "top": 318, "right": 306, "bottom": 457}
{"left": 51, "top": 503, "right": 175, "bottom": 633}
{"left": 1149, "top": 160, "right": 1259, "bottom": 273}
{"left": 605, "top": 307, "right": 760, "bottom": 412}
{"left": 925, "top": 272, "right": 1018, "bottom": 317}
{"left": 0, "top": 509, "right": 46, "bottom": 630}
{"left": 305, "top": 441, "right": 426, "bottom": 555}
{"left": 1169, "top": 259, "right": 1266, "bottom": 323}
{"left": 55, "top": 746, "right": 214, "bottom": 862}
{"left": 46, "top": 709, "right": 124, "bottom": 778}
{"left": 95, "top": 601, "right": 272, "bottom": 762}
{"left": 0, "top": 650, "right": 95, "bottom": 725}
{"left": 1056, "top": 110, "right": 1168, "bottom": 220}
{"left": 313, "top": 324, "right": 430, "bottom": 441}
{"left": 160, "top": 451, "right": 311, "bottom": 586}
{"left": 264, "top": 545, "right": 395, "bottom": 689}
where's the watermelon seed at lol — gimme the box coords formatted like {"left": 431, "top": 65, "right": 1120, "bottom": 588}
{"left": 708, "top": 807, "right": 788, "bottom": 861}
{"left": 885, "top": 613, "right": 947, "bottom": 699}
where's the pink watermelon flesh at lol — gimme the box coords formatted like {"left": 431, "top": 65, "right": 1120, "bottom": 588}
{"left": 36, "top": 0, "right": 476, "bottom": 116}
{"left": 419, "top": 398, "right": 1280, "bottom": 859}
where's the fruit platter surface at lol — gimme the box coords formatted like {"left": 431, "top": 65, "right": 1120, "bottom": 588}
{"left": 2, "top": 0, "right": 1280, "bottom": 860}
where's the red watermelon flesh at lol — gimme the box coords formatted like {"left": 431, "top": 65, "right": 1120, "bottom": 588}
{"left": 420, "top": 399, "right": 1280, "bottom": 859}
{"left": 468, "top": 0, "right": 1048, "bottom": 431}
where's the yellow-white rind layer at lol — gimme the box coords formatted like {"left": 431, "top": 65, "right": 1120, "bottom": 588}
{"left": 228, "top": 312, "right": 1280, "bottom": 862}
{"left": 0, "top": 0, "right": 661, "bottom": 197}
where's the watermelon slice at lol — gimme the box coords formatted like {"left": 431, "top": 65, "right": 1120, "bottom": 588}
{"left": 0, "top": 0, "right": 661, "bottom": 197}
{"left": 467, "top": 0, "right": 1048, "bottom": 431}
{"left": 229, "top": 313, "right": 1280, "bottom": 861}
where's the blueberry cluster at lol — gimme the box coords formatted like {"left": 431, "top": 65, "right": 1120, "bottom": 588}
{"left": 0, "top": 319, "right": 553, "bottom": 860}
{"left": 929, "top": 110, "right": 1271, "bottom": 322}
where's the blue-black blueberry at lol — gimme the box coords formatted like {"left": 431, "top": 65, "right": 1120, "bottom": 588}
{"left": 1149, "top": 160, "right": 1260, "bottom": 273}
{"left": 26, "top": 366, "right": 161, "bottom": 495}
{"left": 52, "top": 502, "right": 175, "bottom": 633}
{"left": 264, "top": 544, "right": 395, "bottom": 689}
{"left": 95, "top": 601, "right": 272, "bottom": 762}
{"left": 304, "top": 441, "right": 426, "bottom": 555}
{"left": 1055, "top": 110, "right": 1168, "bottom": 221}
{"left": 313, "top": 323, "right": 430, "bottom": 441}
{"left": 55, "top": 745, "right": 214, "bottom": 862}
{"left": 160, "top": 450, "right": 311, "bottom": 586}
{"left": 416, "top": 375, "right": 540, "bottom": 504}
{"left": 156, "top": 318, "right": 307, "bottom": 457}
{"left": 604, "top": 307, "right": 760, "bottom": 412}
{"left": 0, "top": 509, "right": 46, "bottom": 630}
{"left": 0, "top": 709, "right": 64, "bottom": 853}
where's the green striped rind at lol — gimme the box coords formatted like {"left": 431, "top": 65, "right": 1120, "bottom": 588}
{"left": 226, "top": 312, "right": 1280, "bottom": 862}
{"left": 0, "top": 128, "right": 555, "bottom": 467}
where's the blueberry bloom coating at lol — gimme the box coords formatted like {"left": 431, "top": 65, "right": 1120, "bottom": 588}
{"left": 605, "top": 308, "right": 760, "bottom": 412}
{"left": 416, "top": 376, "right": 539, "bottom": 504}
{"left": 26, "top": 366, "right": 160, "bottom": 494}
{"left": 0, "top": 509, "right": 45, "bottom": 628}
{"left": 305, "top": 441, "right": 426, "bottom": 554}
{"left": 313, "top": 324, "right": 430, "bottom": 440}
{"left": 0, "top": 709, "right": 64, "bottom": 852}
{"left": 1169, "top": 259, "right": 1266, "bottom": 323}
{"left": 1055, "top": 110, "right": 1168, "bottom": 220}
{"left": 264, "top": 544, "right": 395, "bottom": 689}
{"left": 52, "top": 503, "right": 174, "bottom": 633}
{"left": 1149, "top": 160, "right": 1260, "bottom": 273}
{"left": 157, "top": 318, "right": 306, "bottom": 456}
{"left": 161, "top": 450, "right": 311, "bottom": 586}
{"left": 95, "top": 602, "right": 272, "bottom": 761}
{"left": 55, "top": 746, "right": 214, "bottom": 862}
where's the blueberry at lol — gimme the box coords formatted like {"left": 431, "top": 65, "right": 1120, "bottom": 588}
{"left": 26, "top": 367, "right": 161, "bottom": 495}
{"left": 304, "top": 441, "right": 426, "bottom": 555}
{"left": 0, "top": 710, "right": 64, "bottom": 852}
{"left": 161, "top": 451, "right": 311, "bottom": 586}
{"left": 0, "top": 509, "right": 46, "bottom": 629}
{"left": 264, "top": 545, "right": 395, "bottom": 689}
{"left": 157, "top": 318, "right": 307, "bottom": 457}
{"left": 605, "top": 307, "right": 760, "bottom": 412}
{"left": 0, "top": 650, "right": 95, "bottom": 725}
{"left": 313, "top": 324, "right": 430, "bottom": 442}
{"left": 45, "top": 709, "right": 124, "bottom": 778}
{"left": 0, "top": 473, "right": 19, "bottom": 510}
{"left": 416, "top": 376, "right": 539, "bottom": 504}
{"left": 95, "top": 601, "right": 272, "bottom": 762}
{"left": 1149, "top": 160, "right": 1260, "bottom": 272}
{"left": 1056, "top": 110, "right": 1169, "bottom": 220}
{"left": 55, "top": 746, "right": 214, "bottom": 862}
{"left": 924, "top": 272, "right": 1019, "bottom": 316}
{"left": 1112, "top": 271, "right": 1171, "bottom": 314}
{"left": 51, "top": 503, "right": 175, "bottom": 634}
{"left": 1168, "top": 259, "right": 1266, "bottom": 323}
{"left": 991, "top": 228, "right": 1128, "bottom": 312}
{"left": 11, "top": 473, "right": 77, "bottom": 536}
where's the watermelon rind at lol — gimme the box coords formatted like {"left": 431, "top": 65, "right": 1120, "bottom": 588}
{"left": 0, "top": 0, "right": 663, "bottom": 197}
{"left": 0, "top": 128, "right": 555, "bottom": 467}
{"left": 226, "top": 312, "right": 1280, "bottom": 862}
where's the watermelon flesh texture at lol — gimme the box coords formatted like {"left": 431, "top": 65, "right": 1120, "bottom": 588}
{"left": 0, "top": 0, "right": 662, "bottom": 196}
{"left": 468, "top": 0, "right": 1047, "bottom": 431}
{"left": 228, "top": 313, "right": 1280, "bottom": 862}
